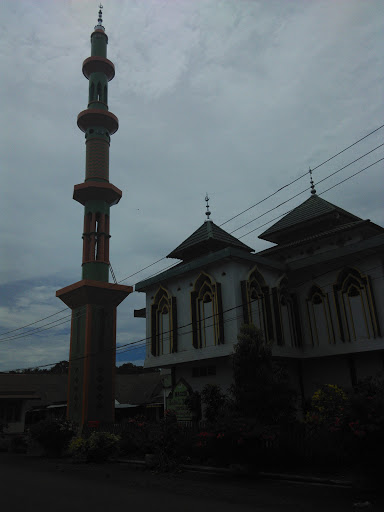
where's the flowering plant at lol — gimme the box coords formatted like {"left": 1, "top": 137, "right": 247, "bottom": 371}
{"left": 306, "top": 384, "right": 348, "bottom": 431}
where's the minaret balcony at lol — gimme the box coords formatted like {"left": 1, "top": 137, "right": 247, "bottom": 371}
{"left": 77, "top": 109, "right": 119, "bottom": 134}
{"left": 73, "top": 181, "right": 122, "bottom": 206}
{"left": 82, "top": 56, "right": 115, "bottom": 81}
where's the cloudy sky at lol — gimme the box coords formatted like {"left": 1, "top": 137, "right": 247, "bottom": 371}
{"left": 1, "top": 0, "right": 383, "bottom": 372}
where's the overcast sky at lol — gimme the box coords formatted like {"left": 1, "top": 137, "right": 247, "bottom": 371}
{"left": 1, "top": 0, "right": 383, "bottom": 372}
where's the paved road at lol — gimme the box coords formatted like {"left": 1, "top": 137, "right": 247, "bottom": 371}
{"left": 0, "top": 453, "right": 380, "bottom": 511}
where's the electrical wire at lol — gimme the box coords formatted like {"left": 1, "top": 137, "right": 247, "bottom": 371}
{"left": 1, "top": 126, "right": 383, "bottom": 341}
{"left": 238, "top": 156, "right": 384, "bottom": 239}
{"left": 229, "top": 144, "right": 383, "bottom": 235}
{"left": 220, "top": 124, "right": 384, "bottom": 227}
{"left": 1, "top": 153, "right": 381, "bottom": 346}
{"left": 4, "top": 259, "right": 383, "bottom": 372}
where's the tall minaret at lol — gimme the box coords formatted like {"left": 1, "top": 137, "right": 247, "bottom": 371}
{"left": 57, "top": 7, "right": 132, "bottom": 426}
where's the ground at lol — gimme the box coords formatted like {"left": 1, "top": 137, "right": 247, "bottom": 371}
{"left": 1, "top": 453, "right": 381, "bottom": 511}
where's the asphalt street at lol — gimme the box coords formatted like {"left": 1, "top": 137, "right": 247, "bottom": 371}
{"left": 0, "top": 453, "right": 380, "bottom": 512}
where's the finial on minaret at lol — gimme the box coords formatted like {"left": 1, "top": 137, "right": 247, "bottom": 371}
{"left": 96, "top": 4, "right": 104, "bottom": 30}
{"left": 205, "top": 193, "right": 211, "bottom": 221}
{"left": 309, "top": 167, "right": 317, "bottom": 195}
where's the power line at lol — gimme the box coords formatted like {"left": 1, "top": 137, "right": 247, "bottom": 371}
{"left": 220, "top": 123, "right": 384, "bottom": 227}
{"left": 1, "top": 154, "right": 381, "bottom": 344}
{"left": 0, "top": 307, "right": 69, "bottom": 337}
{"left": 9, "top": 268, "right": 384, "bottom": 372}
{"left": 1, "top": 154, "right": 382, "bottom": 345}
{"left": 4, "top": 258, "right": 383, "bottom": 372}
{"left": 238, "top": 156, "right": 384, "bottom": 239}
{"left": 229, "top": 144, "right": 383, "bottom": 235}
{"left": 2, "top": 125, "right": 383, "bottom": 339}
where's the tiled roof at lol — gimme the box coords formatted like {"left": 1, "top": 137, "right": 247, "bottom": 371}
{"left": 167, "top": 220, "right": 254, "bottom": 260}
{"left": 259, "top": 194, "right": 361, "bottom": 242}
{"left": 258, "top": 220, "right": 374, "bottom": 255}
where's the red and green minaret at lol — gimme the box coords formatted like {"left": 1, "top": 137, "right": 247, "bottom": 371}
{"left": 57, "top": 7, "right": 132, "bottom": 426}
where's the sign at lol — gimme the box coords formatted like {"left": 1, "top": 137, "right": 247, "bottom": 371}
{"left": 166, "top": 379, "right": 193, "bottom": 421}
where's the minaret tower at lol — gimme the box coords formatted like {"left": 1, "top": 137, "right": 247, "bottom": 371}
{"left": 57, "top": 7, "right": 132, "bottom": 426}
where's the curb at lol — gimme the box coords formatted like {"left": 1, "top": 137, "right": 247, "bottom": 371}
{"left": 259, "top": 471, "right": 352, "bottom": 487}
{"left": 117, "top": 459, "right": 352, "bottom": 487}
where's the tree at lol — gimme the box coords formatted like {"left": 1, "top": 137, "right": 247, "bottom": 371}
{"left": 232, "top": 324, "right": 295, "bottom": 425}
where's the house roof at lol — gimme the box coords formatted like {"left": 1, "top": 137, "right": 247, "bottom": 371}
{"left": 167, "top": 220, "right": 254, "bottom": 261}
{"left": 258, "top": 219, "right": 384, "bottom": 256}
{"left": 0, "top": 373, "right": 164, "bottom": 407}
{"left": 0, "top": 374, "right": 68, "bottom": 404}
{"left": 259, "top": 194, "right": 362, "bottom": 243}
{"left": 115, "top": 373, "right": 164, "bottom": 405}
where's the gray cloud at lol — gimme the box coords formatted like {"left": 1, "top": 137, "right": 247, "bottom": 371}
{"left": 1, "top": 0, "right": 383, "bottom": 371}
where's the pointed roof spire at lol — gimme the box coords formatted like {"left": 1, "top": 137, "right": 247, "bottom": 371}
{"left": 309, "top": 167, "right": 317, "bottom": 195}
{"left": 205, "top": 193, "right": 211, "bottom": 221}
{"left": 95, "top": 3, "right": 105, "bottom": 31}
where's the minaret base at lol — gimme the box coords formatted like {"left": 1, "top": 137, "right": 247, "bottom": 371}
{"left": 56, "top": 280, "right": 132, "bottom": 426}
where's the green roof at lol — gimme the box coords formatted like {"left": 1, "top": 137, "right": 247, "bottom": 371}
{"left": 259, "top": 194, "right": 361, "bottom": 243}
{"left": 167, "top": 220, "right": 254, "bottom": 261}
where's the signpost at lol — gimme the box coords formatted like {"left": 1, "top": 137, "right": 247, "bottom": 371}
{"left": 166, "top": 379, "right": 193, "bottom": 421}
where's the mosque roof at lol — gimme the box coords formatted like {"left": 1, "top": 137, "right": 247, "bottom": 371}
{"left": 167, "top": 220, "right": 254, "bottom": 261}
{"left": 259, "top": 194, "right": 362, "bottom": 244}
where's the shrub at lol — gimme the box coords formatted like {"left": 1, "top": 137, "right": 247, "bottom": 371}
{"left": 201, "top": 384, "right": 230, "bottom": 425}
{"left": 119, "top": 416, "right": 152, "bottom": 456}
{"left": 28, "top": 418, "right": 76, "bottom": 457}
{"left": 87, "top": 432, "right": 120, "bottom": 462}
{"left": 68, "top": 436, "right": 88, "bottom": 462}
{"left": 9, "top": 434, "right": 28, "bottom": 454}
{"left": 306, "top": 384, "right": 348, "bottom": 431}
{"left": 152, "top": 410, "right": 181, "bottom": 471}
{"left": 232, "top": 324, "right": 296, "bottom": 424}
{"left": 69, "top": 432, "right": 120, "bottom": 463}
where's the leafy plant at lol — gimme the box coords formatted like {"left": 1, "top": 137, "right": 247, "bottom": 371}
{"left": 69, "top": 432, "right": 120, "bottom": 463}
{"left": 28, "top": 418, "right": 76, "bottom": 457}
{"left": 306, "top": 384, "right": 348, "bottom": 431}
{"left": 152, "top": 410, "right": 181, "bottom": 471}
{"left": 232, "top": 324, "right": 296, "bottom": 424}
{"left": 201, "top": 384, "right": 231, "bottom": 425}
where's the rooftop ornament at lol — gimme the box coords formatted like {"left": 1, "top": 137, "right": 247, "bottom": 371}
{"left": 309, "top": 167, "right": 317, "bottom": 195}
{"left": 205, "top": 193, "right": 211, "bottom": 221}
{"left": 95, "top": 3, "right": 104, "bottom": 30}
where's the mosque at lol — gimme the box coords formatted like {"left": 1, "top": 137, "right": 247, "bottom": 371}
{"left": 136, "top": 180, "right": 384, "bottom": 410}
{"left": 52, "top": 7, "right": 383, "bottom": 424}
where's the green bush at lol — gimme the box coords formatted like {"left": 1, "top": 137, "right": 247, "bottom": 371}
{"left": 28, "top": 419, "right": 76, "bottom": 457}
{"left": 119, "top": 416, "right": 152, "bottom": 456}
{"left": 69, "top": 432, "right": 120, "bottom": 463}
{"left": 68, "top": 436, "right": 88, "bottom": 462}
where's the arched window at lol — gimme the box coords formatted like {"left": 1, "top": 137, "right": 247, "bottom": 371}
{"left": 97, "top": 82, "right": 102, "bottom": 101}
{"left": 191, "top": 273, "right": 224, "bottom": 348}
{"left": 150, "top": 288, "right": 177, "bottom": 356}
{"left": 306, "top": 285, "right": 335, "bottom": 346}
{"left": 272, "top": 278, "right": 302, "bottom": 347}
{"left": 333, "top": 267, "right": 380, "bottom": 342}
{"left": 240, "top": 267, "right": 274, "bottom": 342}
{"left": 89, "top": 83, "right": 95, "bottom": 103}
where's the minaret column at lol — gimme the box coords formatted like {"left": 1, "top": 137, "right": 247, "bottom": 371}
{"left": 56, "top": 7, "right": 132, "bottom": 427}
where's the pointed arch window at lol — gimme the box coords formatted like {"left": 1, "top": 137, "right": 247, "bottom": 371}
{"left": 306, "top": 285, "right": 335, "bottom": 346}
{"left": 240, "top": 267, "right": 274, "bottom": 342}
{"left": 97, "top": 82, "right": 102, "bottom": 101}
{"left": 272, "top": 278, "right": 302, "bottom": 347}
{"left": 333, "top": 267, "right": 380, "bottom": 342}
{"left": 150, "top": 288, "right": 178, "bottom": 356}
{"left": 191, "top": 273, "right": 224, "bottom": 349}
{"left": 89, "top": 83, "right": 95, "bottom": 103}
